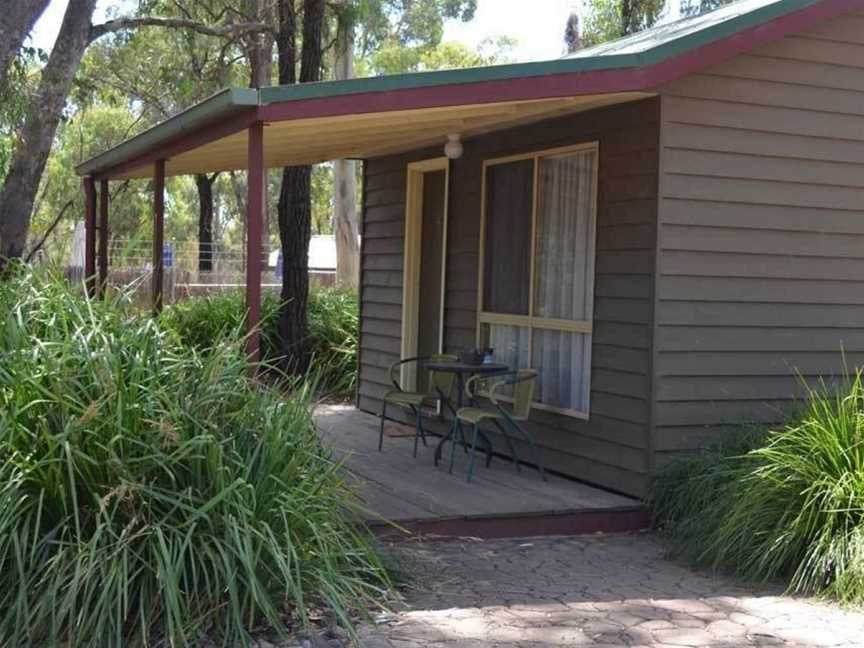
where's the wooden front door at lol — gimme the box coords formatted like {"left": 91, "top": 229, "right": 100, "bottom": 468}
{"left": 401, "top": 158, "right": 449, "bottom": 391}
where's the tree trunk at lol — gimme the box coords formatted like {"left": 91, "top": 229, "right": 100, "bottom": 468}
{"left": 0, "top": 0, "right": 50, "bottom": 90}
{"left": 196, "top": 173, "right": 217, "bottom": 273}
{"left": 278, "top": 165, "right": 312, "bottom": 363}
{"left": 564, "top": 12, "right": 582, "bottom": 53}
{"left": 245, "top": 0, "right": 273, "bottom": 87}
{"left": 333, "top": 14, "right": 359, "bottom": 289}
{"left": 0, "top": 0, "right": 97, "bottom": 273}
{"left": 276, "top": 0, "right": 323, "bottom": 370}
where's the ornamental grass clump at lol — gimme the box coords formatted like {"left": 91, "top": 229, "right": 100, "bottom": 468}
{"left": 653, "top": 374, "right": 864, "bottom": 604}
{"left": 0, "top": 270, "right": 389, "bottom": 647}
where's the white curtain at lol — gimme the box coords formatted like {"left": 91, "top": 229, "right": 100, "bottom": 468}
{"left": 532, "top": 150, "right": 596, "bottom": 411}
{"left": 487, "top": 324, "right": 528, "bottom": 368}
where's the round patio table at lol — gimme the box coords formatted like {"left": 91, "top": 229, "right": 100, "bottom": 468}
{"left": 426, "top": 360, "right": 509, "bottom": 468}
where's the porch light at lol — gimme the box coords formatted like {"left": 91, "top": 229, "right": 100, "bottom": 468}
{"left": 444, "top": 133, "right": 463, "bottom": 160}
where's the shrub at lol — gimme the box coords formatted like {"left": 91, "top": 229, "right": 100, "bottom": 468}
{"left": 159, "top": 291, "right": 282, "bottom": 360}
{"left": 161, "top": 288, "right": 358, "bottom": 397}
{"left": 653, "top": 375, "right": 864, "bottom": 603}
{"left": 306, "top": 287, "right": 359, "bottom": 397}
{"left": 0, "top": 270, "right": 388, "bottom": 647}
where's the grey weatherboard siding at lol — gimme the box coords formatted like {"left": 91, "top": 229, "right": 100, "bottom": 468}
{"left": 652, "top": 11, "right": 864, "bottom": 461}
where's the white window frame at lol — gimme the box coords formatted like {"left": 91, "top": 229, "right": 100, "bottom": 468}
{"left": 476, "top": 142, "right": 599, "bottom": 419}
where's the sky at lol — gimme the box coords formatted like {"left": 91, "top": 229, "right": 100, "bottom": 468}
{"left": 31, "top": 0, "right": 585, "bottom": 63}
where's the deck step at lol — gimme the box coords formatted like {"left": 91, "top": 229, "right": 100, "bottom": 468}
{"left": 369, "top": 505, "right": 650, "bottom": 540}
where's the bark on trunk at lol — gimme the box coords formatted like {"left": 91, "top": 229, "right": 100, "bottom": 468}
{"left": 195, "top": 173, "right": 217, "bottom": 273}
{"left": 333, "top": 14, "right": 359, "bottom": 289}
{"left": 0, "top": 0, "right": 97, "bottom": 273}
{"left": 275, "top": 0, "right": 324, "bottom": 370}
{"left": 245, "top": 0, "right": 274, "bottom": 87}
{"left": 0, "top": 0, "right": 50, "bottom": 90}
{"left": 278, "top": 165, "right": 312, "bottom": 363}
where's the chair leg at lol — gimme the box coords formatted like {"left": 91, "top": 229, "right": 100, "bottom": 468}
{"left": 417, "top": 407, "right": 428, "bottom": 447}
{"left": 484, "top": 434, "right": 494, "bottom": 468}
{"left": 378, "top": 401, "right": 387, "bottom": 452}
{"left": 447, "top": 417, "right": 459, "bottom": 475}
{"left": 466, "top": 423, "right": 480, "bottom": 483}
{"left": 413, "top": 409, "right": 422, "bottom": 458}
{"left": 509, "top": 418, "right": 545, "bottom": 481}
{"left": 493, "top": 420, "right": 521, "bottom": 473}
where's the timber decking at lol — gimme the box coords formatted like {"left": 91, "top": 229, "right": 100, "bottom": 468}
{"left": 316, "top": 404, "right": 639, "bottom": 532}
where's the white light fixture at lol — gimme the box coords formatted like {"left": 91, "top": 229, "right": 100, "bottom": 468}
{"left": 444, "top": 133, "right": 463, "bottom": 160}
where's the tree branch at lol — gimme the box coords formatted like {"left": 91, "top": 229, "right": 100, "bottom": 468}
{"left": 25, "top": 198, "right": 74, "bottom": 262}
{"left": 89, "top": 16, "right": 273, "bottom": 43}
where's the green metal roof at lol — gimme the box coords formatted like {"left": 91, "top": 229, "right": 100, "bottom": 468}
{"left": 567, "top": 0, "right": 804, "bottom": 57}
{"left": 76, "top": 0, "right": 827, "bottom": 177}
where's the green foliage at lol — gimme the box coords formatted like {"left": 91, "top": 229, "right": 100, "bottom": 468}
{"left": 161, "top": 287, "right": 359, "bottom": 397}
{"left": 653, "top": 374, "right": 864, "bottom": 603}
{"left": 158, "top": 289, "right": 281, "bottom": 356}
{"left": 307, "top": 287, "right": 360, "bottom": 397}
{"left": 354, "top": 0, "right": 499, "bottom": 75}
{"left": 0, "top": 46, "right": 44, "bottom": 180}
{"left": 0, "top": 269, "right": 389, "bottom": 647}
{"left": 680, "top": 0, "right": 737, "bottom": 17}
{"left": 581, "top": 0, "right": 666, "bottom": 47}
{"left": 364, "top": 36, "right": 515, "bottom": 75}
{"left": 356, "top": 0, "right": 477, "bottom": 55}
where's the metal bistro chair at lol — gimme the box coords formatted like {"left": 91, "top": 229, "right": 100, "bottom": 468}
{"left": 449, "top": 369, "right": 545, "bottom": 482}
{"left": 379, "top": 354, "right": 458, "bottom": 458}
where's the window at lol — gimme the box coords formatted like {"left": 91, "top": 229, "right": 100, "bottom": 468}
{"left": 478, "top": 143, "right": 598, "bottom": 418}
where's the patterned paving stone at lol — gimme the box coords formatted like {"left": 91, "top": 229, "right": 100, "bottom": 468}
{"left": 355, "top": 533, "right": 864, "bottom": 647}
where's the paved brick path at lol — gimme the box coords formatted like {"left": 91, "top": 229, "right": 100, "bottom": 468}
{"left": 356, "top": 533, "right": 864, "bottom": 648}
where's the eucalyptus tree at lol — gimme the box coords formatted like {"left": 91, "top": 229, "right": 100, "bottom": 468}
{"left": 83, "top": 0, "right": 251, "bottom": 271}
{"left": 580, "top": 0, "right": 666, "bottom": 46}
{"left": 0, "top": 0, "right": 267, "bottom": 273}
{"left": 0, "top": 0, "right": 50, "bottom": 91}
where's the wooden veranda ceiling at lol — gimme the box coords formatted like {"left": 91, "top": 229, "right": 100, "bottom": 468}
{"left": 115, "top": 92, "right": 653, "bottom": 179}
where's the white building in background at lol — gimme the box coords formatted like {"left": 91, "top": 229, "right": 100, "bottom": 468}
{"left": 269, "top": 235, "right": 338, "bottom": 280}
{"left": 68, "top": 221, "right": 86, "bottom": 269}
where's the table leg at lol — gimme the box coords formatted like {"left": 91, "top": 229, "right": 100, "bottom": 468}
{"left": 434, "top": 373, "right": 464, "bottom": 466}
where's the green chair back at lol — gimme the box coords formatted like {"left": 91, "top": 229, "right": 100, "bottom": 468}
{"left": 510, "top": 369, "right": 538, "bottom": 421}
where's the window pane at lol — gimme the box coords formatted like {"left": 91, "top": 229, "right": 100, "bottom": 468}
{"left": 481, "top": 323, "right": 529, "bottom": 370}
{"left": 483, "top": 160, "right": 533, "bottom": 315}
{"left": 534, "top": 149, "right": 597, "bottom": 321}
{"left": 532, "top": 329, "right": 590, "bottom": 412}
{"left": 481, "top": 323, "right": 529, "bottom": 399}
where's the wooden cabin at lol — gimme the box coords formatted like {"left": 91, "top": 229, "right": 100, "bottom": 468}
{"left": 77, "top": 0, "right": 864, "bottom": 499}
